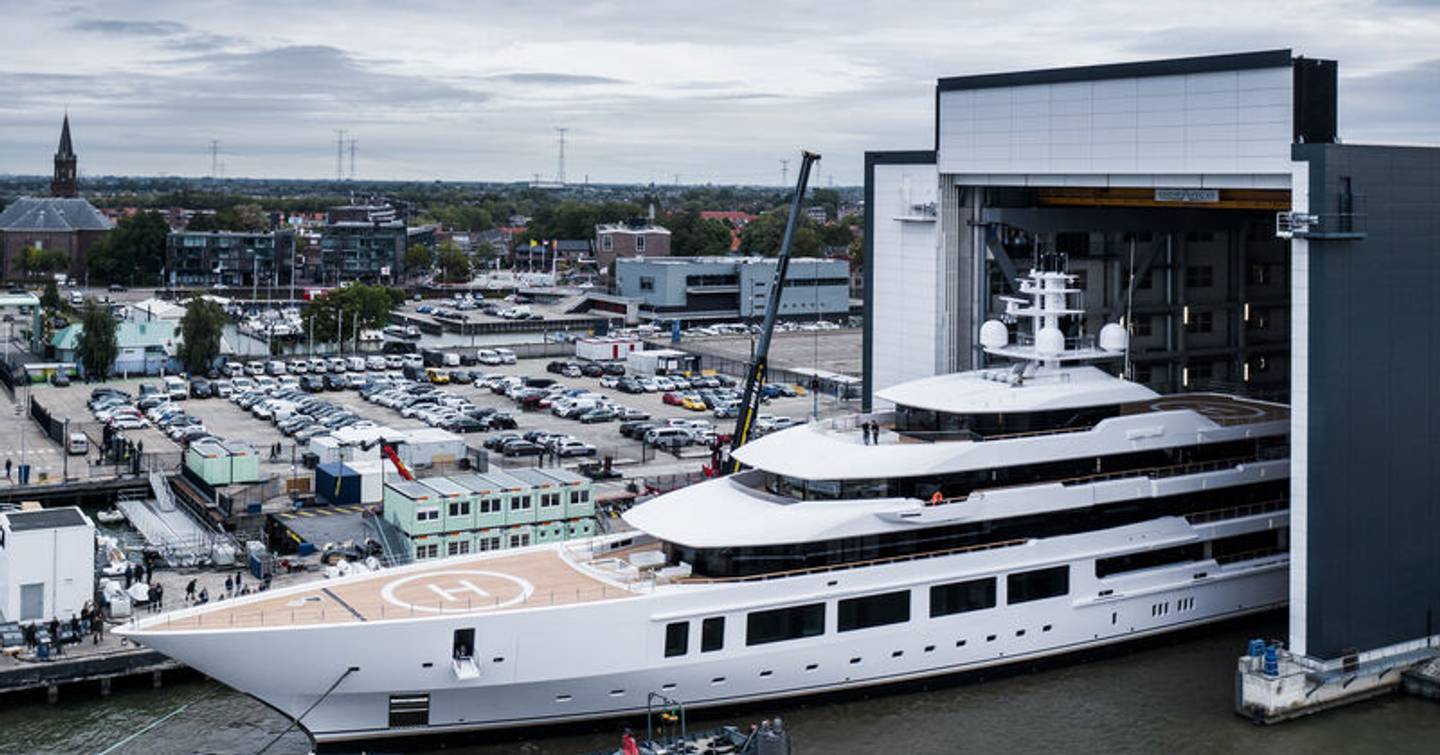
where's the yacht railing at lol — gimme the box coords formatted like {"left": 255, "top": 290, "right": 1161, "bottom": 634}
{"left": 683, "top": 538, "right": 1029, "bottom": 584}
{"left": 1184, "top": 498, "right": 1289, "bottom": 525}
{"left": 926, "top": 456, "right": 1281, "bottom": 507}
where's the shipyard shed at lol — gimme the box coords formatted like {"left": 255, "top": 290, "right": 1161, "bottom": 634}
{"left": 0, "top": 507, "right": 95, "bottom": 623}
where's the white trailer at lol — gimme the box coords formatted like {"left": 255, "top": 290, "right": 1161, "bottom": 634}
{"left": 0, "top": 508, "right": 95, "bottom": 624}
{"left": 625, "top": 348, "right": 698, "bottom": 376}
{"left": 575, "top": 337, "right": 643, "bottom": 362}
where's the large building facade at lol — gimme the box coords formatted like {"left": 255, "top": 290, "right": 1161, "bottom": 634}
{"left": 864, "top": 50, "right": 1439, "bottom": 667}
{"left": 166, "top": 229, "right": 297, "bottom": 288}
{"left": 615, "top": 256, "right": 850, "bottom": 321}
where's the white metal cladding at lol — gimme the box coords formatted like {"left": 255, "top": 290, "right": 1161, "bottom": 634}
{"left": 870, "top": 160, "right": 940, "bottom": 400}
{"left": 937, "top": 66, "right": 1294, "bottom": 182}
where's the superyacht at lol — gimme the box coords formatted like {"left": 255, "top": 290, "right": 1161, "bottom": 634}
{"left": 121, "top": 259, "right": 1289, "bottom": 746}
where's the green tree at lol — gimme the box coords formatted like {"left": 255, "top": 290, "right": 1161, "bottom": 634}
{"left": 437, "top": 243, "right": 472, "bottom": 283}
{"left": 40, "top": 279, "right": 61, "bottom": 310}
{"left": 16, "top": 245, "right": 67, "bottom": 281}
{"left": 817, "top": 222, "right": 854, "bottom": 249}
{"left": 662, "top": 209, "right": 733, "bottom": 256}
{"left": 178, "top": 298, "right": 227, "bottom": 373}
{"left": 88, "top": 211, "right": 169, "bottom": 285}
{"left": 809, "top": 188, "right": 841, "bottom": 221}
{"left": 76, "top": 303, "right": 119, "bottom": 379}
{"left": 301, "top": 284, "right": 394, "bottom": 346}
{"left": 404, "top": 244, "right": 432, "bottom": 276}
{"left": 738, "top": 208, "right": 822, "bottom": 257}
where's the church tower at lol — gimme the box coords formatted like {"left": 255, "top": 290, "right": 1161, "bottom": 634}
{"left": 51, "top": 114, "right": 77, "bottom": 198}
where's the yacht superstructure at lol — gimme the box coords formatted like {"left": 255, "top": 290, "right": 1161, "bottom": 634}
{"left": 121, "top": 258, "right": 1289, "bottom": 746}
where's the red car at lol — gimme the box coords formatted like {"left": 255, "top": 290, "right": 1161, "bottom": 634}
{"left": 662, "top": 391, "right": 685, "bottom": 406}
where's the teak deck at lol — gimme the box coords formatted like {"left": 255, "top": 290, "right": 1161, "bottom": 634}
{"left": 147, "top": 547, "right": 630, "bottom": 631}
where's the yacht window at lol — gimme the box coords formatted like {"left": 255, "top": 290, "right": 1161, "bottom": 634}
{"left": 930, "top": 577, "right": 997, "bottom": 617}
{"left": 837, "top": 590, "right": 910, "bottom": 632}
{"left": 746, "top": 603, "right": 825, "bottom": 646}
{"left": 701, "top": 617, "right": 725, "bottom": 652}
{"left": 1095, "top": 543, "right": 1204, "bottom": 578}
{"left": 1007, "top": 566, "right": 1070, "bottom": 604}
{"left": 664, "top": 622, "right": 689, "bottom": 657}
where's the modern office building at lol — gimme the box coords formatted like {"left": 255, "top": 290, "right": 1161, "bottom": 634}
{"left": 615, "top": 256, "right": 850, "bottom": 321}
{"left": 165, "top": 229, "right": 297, "bottom": 288}
{"left": 318, "top": 218, "right": 408, "bottom": 284}
{"left": 864, "top": 48, "right": 1440, "bottom": 704}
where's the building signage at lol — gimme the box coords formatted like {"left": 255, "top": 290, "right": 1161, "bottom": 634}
{"left": 1155, "top": 188, "right": 1220, "bottom": 203}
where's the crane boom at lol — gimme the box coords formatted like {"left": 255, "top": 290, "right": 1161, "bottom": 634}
{"left": 728, "top": 150, "right": 820, "bottom": 471}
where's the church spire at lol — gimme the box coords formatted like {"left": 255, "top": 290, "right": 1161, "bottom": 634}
{"left": 51, "top": 113, "right": 78, "bottom": 197}
{"left": 57, "top": 113, "right": 74, "bottom": 158}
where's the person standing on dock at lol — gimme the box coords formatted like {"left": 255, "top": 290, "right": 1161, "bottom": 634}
{"left": 185, "top": 579, "right": 197, "bottom": 603}
{"left": 4, "top": 458, "right": 10, "bottom": 481}
{"left": 620, "top": 729, "right": 639, "bottom": 755}
{"left": 225, "top": 575, "right": 233, "bottom": 595}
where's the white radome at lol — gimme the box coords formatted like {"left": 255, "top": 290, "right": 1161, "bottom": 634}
{"left": 1036, "top": 326, "right": 1065, "bottom": 356}
{"left": 979, "top": 319, "right": 1009, "bottom": 349}
{"left": 1099, "top": 322, "right": 1129, "bottom": 352}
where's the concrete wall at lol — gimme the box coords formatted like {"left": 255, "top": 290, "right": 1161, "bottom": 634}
{"left": 1293, "top": 143, "right": 1440, "bottom": 658}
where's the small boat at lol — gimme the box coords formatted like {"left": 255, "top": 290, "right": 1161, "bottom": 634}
{"left": 96, "top": 509, "right": 125, "bottom": 524}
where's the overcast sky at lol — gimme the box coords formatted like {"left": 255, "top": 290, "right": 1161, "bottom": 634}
{"left": 1, "top": 1, "right": 1438, "bottom": 185}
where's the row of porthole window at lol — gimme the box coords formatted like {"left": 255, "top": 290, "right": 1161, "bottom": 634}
{"left": 558, "top": 623, "right": 1056, "bottom": 704}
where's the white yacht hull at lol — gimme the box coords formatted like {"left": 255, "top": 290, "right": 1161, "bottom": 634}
{"left": 128, "top": 520, "right": 1287, "bottom": 745}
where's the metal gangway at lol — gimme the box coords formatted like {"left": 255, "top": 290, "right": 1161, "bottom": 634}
{"left": 115, "top": 480, "right": 234, "bottom": 567}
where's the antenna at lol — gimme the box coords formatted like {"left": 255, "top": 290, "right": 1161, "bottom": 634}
{"left": 780, "top": 159, "right": 790, "bottom": 187}
{"left": 334, "top": 129, "right": 347, "bottom": 181}
{"left": 209, "top": 139, "right": 220, "bottom": 179}
{"left": 348, "top": 137, "right": 358, "bottom": 180}
{"left": 555, "top": 127, "right": 569, "bottom": 184}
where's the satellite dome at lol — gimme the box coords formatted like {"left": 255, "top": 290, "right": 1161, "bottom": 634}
{"left": 979, "top": 319, "right": 1008, "bottom": 349}
{"left": 1099, "top": 322, "right": 1129, "bottom": 352}
{"left": 1036, "top": 326, "right": 1065, "bottom": 356}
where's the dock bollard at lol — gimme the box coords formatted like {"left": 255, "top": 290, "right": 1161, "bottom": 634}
{"left": 1263, "top": 644, "right": 1279, "bottom": 677}
{"left": 1247, "top": 638, "right": 1265, "bottom": 658}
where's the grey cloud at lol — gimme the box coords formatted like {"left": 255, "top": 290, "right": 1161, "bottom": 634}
{"left": 72, "top": 19, "right": 189, "bottom": 36}
{"left": 485, "top": 72, "right": 627, "bottom": 86}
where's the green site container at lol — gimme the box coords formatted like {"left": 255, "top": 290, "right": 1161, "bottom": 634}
{"left": 565, "top": 518, "right": 596, "bottom": 540}
{"left": 384, "top": 480, "right": 443, "bottom": 536}
{"left": 419, "top": 477, "right": 475, "bottom": 532}
{"left": 448, "top": 473, "right": 507, "bottom": 529}
{"left": 504, "top": 524, "right": 534, "bottom": 550}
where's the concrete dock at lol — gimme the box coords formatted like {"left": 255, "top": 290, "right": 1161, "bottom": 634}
{"left": 1235, "top": 638, "right": 1440, "bottom": 723}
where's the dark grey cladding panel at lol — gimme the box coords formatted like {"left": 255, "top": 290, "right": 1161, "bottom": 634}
{"left": 937, "top": 50, "right": 1294, "bottom": 92}
{"left": 1295, "top": 143, "right": 1440, "bottom": 658}
{"left": 5, "top": 508, "right": 88, "bottom": 531}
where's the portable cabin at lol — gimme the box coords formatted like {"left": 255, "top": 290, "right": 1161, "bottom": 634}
{"left": 418, "top": 477, "right": 474, "bottom": 532}
{"left": 533, "top": 520, "right": 567, "bottom": 545}
{"left": 474, "top": 527, "right": 504, "bottom": 553}
{"left": 504, "top": 524, "right": 534, "bottom": 550}
{"left": 566, "top": 518, "right": 596, "bottom": 540}
{"left": 477, "top": 469, "right": 537, "bottom": 526}
{"left": 506, "top": 469, "right": 567, "bottom": 522}
{"left": 531, "top": 467, "right": 595, "bottom": 518}
{"left": 383, "top": 480, "right": 443, "bottom": 536}
{"left": 409, "top": 533, "right": 443, "bottom": 561}
{"left": 443, "top": 531, "right": 475, "bottom": 558}
{"left": 449, "top": 473, "right": 509, "bottom": 529}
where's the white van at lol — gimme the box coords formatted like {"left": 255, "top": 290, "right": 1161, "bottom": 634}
{"left": 329, "top": 357, "right": 349, "bottom": 373}
{"left": 495, "top": 348, "right": 517, "bottom": 364}
{"left": 67, "top": 432, "right": 89, "bottom": 455}
{"left": 163, "top": 376, "right": 188, "bottom": 400}
{"left": 266, "top": 360, "right": 287, "bottom": 376}
{"left": 245, "top": 361, "right": 266, "bottom": 376}
{"left": 366, "top": 355, "right": 387, "bottom": 371}
{"left": 401, "top": 354, "right": 424, "bottom": 369}
{"left": 644, "top": 427, "right": 692, "bottom": 447}
{"left": 309, "top": 357, "right": 329, "bottom": 374}
{"left": 477, "top": 349, "right": 501, "bottom": 365}
{"left": 223, "top": 361, "right": 245, "bottom": 377}
{"left": 347, "top": 356, "right": 367, "bottom": 371}
{"left": 69, "top": 290, "right": 84, "bottom": 306}
{"left": 441, "top": 352, "right": 461, "bottom": 367}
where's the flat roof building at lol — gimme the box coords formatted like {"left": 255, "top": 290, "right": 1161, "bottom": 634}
{"left": 615, "top": 256, "right": 850, "bottom": 322}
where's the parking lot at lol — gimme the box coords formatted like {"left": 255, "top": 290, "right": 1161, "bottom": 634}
{"left": 28, "top": 355, "right": 855, "bottom": 485}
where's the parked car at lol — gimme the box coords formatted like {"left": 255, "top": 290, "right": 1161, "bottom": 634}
{"left": 501, "top": 439, "right": 544, "bottom": 457}
{"left": 578, "top": 407, "right": 617, "bottom": 424}
{"left": 189, "top": 379, "right": 212, "bottom": 399}
{"left": 50, "top": 372, "right": 70, "bottom": 387}
{"left": 555, "top": 438, "right": 598, "bottom": 457}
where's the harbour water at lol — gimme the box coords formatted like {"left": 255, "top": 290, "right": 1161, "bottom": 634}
{"left": 3, "top": 616, "right": 1436, "bottom": 754}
